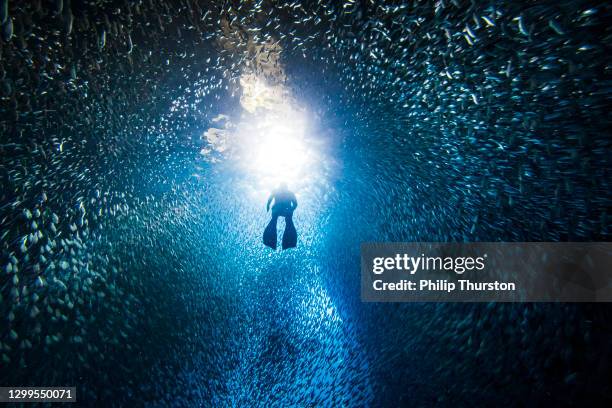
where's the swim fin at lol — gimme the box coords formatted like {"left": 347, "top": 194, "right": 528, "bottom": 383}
{"left": 263, "top": 216, "right": 278, "bottom": 249}
{"left": 282, "top": 215, "right": 297, "bottom": 249}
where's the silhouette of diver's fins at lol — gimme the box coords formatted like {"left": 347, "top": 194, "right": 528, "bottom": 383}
{"left": 282, "top": 215, "right": 297, "bottom": 249}
{"left": 263, "top": 216, "right": 278, "bottom": 249}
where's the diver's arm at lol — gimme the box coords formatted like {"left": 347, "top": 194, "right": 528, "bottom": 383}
{"left": 266, "top": 195, "right": 274, "bottom": 212}
{"left": 291, "top": 196, "right": 298, "bottom": 210}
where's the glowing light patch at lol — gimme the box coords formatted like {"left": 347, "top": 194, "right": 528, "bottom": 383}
{"left": 239, "top": 74, "right": 287, "bottom": 113}
{"left": 201, "top": 65, "right": 327, "bottom": 196}
{"left": 244, "top": 110, "right": 313, "bottom": 188}
{"left": 230, "top": 73, "right": 321, "bottom": 191}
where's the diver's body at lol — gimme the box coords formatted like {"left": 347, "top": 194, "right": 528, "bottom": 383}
{"left": 267, "top": 187, "right": 298, "bottom": 217}
{"left": 264, "top": 183, "right": 298, "bottom": 250}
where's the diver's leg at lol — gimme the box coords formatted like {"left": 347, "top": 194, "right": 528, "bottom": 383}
{"left": 282, "top": 213, "right": 297, "bottom": 249}
{"left": 263, "top": 214, "right": 279, "bottom": 249}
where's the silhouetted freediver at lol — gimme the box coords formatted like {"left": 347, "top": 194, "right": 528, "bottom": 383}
{"left": 263, "top": 183, "right": 298, "bottom": 250}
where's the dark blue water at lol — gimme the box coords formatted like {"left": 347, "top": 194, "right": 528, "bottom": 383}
{"left": 1, "top": 0, "right": 611, "bottom": 406}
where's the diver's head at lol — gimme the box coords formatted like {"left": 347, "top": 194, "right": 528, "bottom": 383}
{"left": 279, "top": 182, "right": 288, "bottom": 190}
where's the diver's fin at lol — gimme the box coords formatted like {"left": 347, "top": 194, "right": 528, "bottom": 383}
{"left": 282, "top": 216, "right": 297, "bottom": 249}
{"left": 263, "top": 217, "right": 278, "bottom": 249}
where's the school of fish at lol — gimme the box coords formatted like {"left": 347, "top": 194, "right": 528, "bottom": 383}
{"left": 1, "top": 0, "right": 610, "bottom": 406}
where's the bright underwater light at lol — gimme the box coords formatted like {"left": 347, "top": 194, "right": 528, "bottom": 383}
{"left": 201, "top": 72, "right": 324, "bottom": 198}
{"left": 249, "top": 111, "right": 313, "bottom": 188}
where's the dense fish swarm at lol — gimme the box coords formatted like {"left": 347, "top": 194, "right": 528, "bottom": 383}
{"left": 1, "top": 0, "right": 611, "bottom": 406}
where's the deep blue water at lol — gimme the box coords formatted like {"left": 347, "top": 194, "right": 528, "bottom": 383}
{"left": 1, "top": 0, "right": 611, "bottom": 406}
